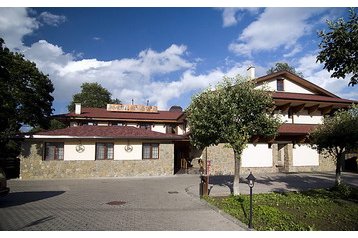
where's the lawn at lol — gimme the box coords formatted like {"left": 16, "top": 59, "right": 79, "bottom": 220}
{"left": 204, "top": 184, "right": 358, "bottom": 231}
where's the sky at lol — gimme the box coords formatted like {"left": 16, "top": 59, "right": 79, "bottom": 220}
{"left": 0, "top": 2, "right": 357, "bottom": 114}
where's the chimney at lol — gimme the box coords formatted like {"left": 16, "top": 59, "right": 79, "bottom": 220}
{"left": 75, "top": 103, "right": 81, "bottom": 115}
{"left": 247, "top": 65, "right": 255, "bottom": 79}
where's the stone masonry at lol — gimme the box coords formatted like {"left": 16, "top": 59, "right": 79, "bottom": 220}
{"left": 203, "top": 143, "right": 335, "bottom": 175}
{"left": 19, "top": 141, "right": 174, "bottom": 179}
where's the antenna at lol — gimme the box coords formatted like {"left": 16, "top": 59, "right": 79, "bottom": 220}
{"left": 146, "top": 100, "right": 149, "bottom": 106}
{"left": 131, "top": 99, "right": 134, "bottom": 105}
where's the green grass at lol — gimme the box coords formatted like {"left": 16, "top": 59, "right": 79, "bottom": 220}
{"left": 204, "top": 184, "right": 358, "bottom": 231}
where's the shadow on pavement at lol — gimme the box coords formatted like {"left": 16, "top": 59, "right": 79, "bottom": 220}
{"left": 0, "top": 191, "right": 65, "bottom": 208}
{"left": 207, "top": 172, "right": 358, "bottom": 195}
{"left": 21, "top": 215, "right": 56, "bottom": 229}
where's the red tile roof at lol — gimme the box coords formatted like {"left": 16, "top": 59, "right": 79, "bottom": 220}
{"left": 278, "top": 123, "right": 317, "bottom": 135}
{"left": 34, "top": 125, "right": 184, "bottom": 140}
{"left": 273, "top": 92, "right": 354, "bottom": 104}
{"left": 59, "top": 107, "right": 185, "bottom": 122}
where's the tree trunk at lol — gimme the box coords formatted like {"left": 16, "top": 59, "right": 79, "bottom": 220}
{"left": 335, "top": 153, "right": 344, "bottom": 186}
{"left": 233, "top": 150, "right": 241, "bottom": 195}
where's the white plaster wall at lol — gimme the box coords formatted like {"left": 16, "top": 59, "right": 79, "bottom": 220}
{"left": 97, "top": 122, "right": 109, "bottom": 126}
{"left": 256, "top": 79, "right": 313, "bottom": 94}
{"left": 64, "top": 141, "right": 96, "bottom": 161}
{"left": 177, "top": 124, "right": 185, "bottom": 135}
{"left": 242, "top": 144, "right": 273, "bottom": 167}
{"left": 294, "top": 110, "right": 323, "bottom": 124}
{"left": 294, "top": 114, "right": 323, "bottom": 124}
{"left": 152, "top": 124, "right": 166, "bottom": 133}
{"left": 292, "top": 144, "right": 319, "bottom": 166}
{"left": 285, "top": 80, "right": 313, "bottom": 94}
{"left": 115, "top": 141, "right": 142, "bottom": 160}
{"left": 126, "top": 123, "right": 138, "bottom": 128}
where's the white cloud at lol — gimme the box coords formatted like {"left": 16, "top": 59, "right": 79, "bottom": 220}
{"left": 222, "top": 8, "right": 240, "bottom": 27}
{"left": 0, "top": 8, "right": 39, "bottom": 50}
{"left": 229, "top": 8, "right": 326, "bottom": 57}
{"left": 296, "top": 53, "right": 355, "bottom": 99}
{"left": 220, "top": 7, "right": 260, "bottom": 28}
{"left": 38, "top": 11, "right": 66, "bottom": 26}
{"left": 21, "top": 40, "right": 199, "bottom": 110}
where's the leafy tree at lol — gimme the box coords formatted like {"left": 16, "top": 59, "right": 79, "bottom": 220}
{"left": 317, "top": 8, "right": 358, "bottom": 86}
{"left": 187, "top": 75, "right": 281, "bottom": 195}
{"left": 0, "top": 38, "right": 54, "bottom": 158}
{"left": 67, "top": 82, "right": 121, "bottom": 111}
{"left": 267, "top": 62, "right": 304, "bottom": 77}
{"left": 30, "top": 119, "right": 67, "bottom": 133}
{"left": 309, "top": 104, "right": 358, "bottom": 186}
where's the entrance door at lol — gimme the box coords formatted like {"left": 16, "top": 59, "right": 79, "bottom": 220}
{"left": 174, "top": 142, "right": 190, "bottom": 174}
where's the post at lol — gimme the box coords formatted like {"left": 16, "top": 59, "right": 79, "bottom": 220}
{"left": 249, "top": 186, "right": 253, "bottom": 229}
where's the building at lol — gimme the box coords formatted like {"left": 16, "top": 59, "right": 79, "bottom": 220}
{"left": 19, "top": 69, "right": 355, "bottom": 179}
{"left": 203, "top": 68, "right": 355, "bottom": 175}
{"left": 20, "top": 104, "right": 191, "bottom": 179}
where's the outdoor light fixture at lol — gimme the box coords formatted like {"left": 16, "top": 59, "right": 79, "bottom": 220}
{"left": 247, "top": 172, "right": 256, "bottom": 188}
{"left": 246, "top": 172, "right": 256, "bottom": 229}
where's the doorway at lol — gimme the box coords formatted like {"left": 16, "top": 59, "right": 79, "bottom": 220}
{"left": 174, "top": 141, "right": 190, "bottom": 174}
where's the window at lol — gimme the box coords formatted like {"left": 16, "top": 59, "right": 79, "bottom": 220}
{"left": 140, "top": 124, "right": 152, "bottom": 130}
{"left": 166, "top": 124, "right": 177, "bottom": 134}
{"left": 142, "top": 143, "right": 159, "bottom": 159}
{"left": 45, "top": 142, "right": 64, "bottom": 160}
{"left": 277, "top": 79, "right": 284, "bottom": 91}
{"left": 96, "top": 143, "right": 114, "bottom": 160}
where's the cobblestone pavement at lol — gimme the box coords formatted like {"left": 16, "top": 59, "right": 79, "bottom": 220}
{"left": 0, "top": 175, "right": 246, "bottom": 231}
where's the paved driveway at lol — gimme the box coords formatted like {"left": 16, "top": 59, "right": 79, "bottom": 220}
{"left": 1, "top": 172, "right": 357, "bottom": 231}
{"left": 0, "top": 175, "right": 246, "bottom": 231}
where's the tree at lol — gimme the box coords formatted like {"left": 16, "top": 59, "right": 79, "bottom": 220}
{"left": 317, "top": 8, "right": 358, "bottom": 86}
{"left": 30, "top": 119, "right": 67, "bottom": 133}
{"left": 67, "top": 82, "right": 121, "bottom": 111}
{"left": 0, "top": 38, "right": 54, "bottom": 158}
{"left": 186, "top": 75, "right": 281, "bottom": 195}
{"left": 309, "top": 104, "right": 358, "bottom": 186}
{"left": 267, "top": 62, "right": 304, "bottom": 77}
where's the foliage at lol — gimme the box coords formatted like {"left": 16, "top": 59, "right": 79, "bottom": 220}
{"left": 67, "top": 82, "right": 121, "bottom": 111}
{"left": 0, "top": 38, "right": 54, "bottom": 158}
{"left": 267, "top": 62, "right": 304, "bottom": 77}
{"left": 30, "top": 119, "right": 67, "bottom": 133}
{"left": 317, "top": 8, "right": 358, "bottom": 86}
{"left": 186, "top": 75, "right": 281, "bottom": 194}
{"left": 205, "top": 186, "right": 358, "bottom": 230}
{"left": 309, "top": 104, "right": 358, "bottom": 185}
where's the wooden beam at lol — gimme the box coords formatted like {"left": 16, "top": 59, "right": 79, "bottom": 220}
{"left": 291, "top": 104, "right": 306, "bottom": 114}
{"left": 251, "top": 135, "right": 260, "bottom": 145}
{"left": 307, "top": 104, "right": 320, "bottom": 115}
{"left": 319, "top": 105, "right": 333, "bottom": 115}
{"left": 276, "top": 103, "right": 291, "bottom": 112}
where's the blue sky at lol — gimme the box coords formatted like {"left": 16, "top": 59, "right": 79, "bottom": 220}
{"left": 0, "top": 4, "right": 357, "bottom": 114}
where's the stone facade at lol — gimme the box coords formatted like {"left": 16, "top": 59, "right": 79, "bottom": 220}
{"left": 19, "top": 141, "right": 174, "bottom": 179}
{"left": 201, "top": 143, "right": 336, "bottom": 175}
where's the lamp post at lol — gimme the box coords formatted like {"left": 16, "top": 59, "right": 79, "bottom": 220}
{"left": 246, "top": 172, "right": 256, "bottom": 229}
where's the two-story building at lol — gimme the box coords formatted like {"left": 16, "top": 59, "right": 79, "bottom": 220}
{"left": 19, "top": 68, "right": 355, "bottom": 179}
{"left": 202, "top": 68, "right": 355, "bottom": 175}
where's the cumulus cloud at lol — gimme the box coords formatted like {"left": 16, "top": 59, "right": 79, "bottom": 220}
{"left": 296, "top": 53, "right": 356, "bottom": 100}
{"left": 0, "top": 8, "right": 39, "bottom": 50}
{"left": 38, "top": 11, "right": 67, "bottom": 26}
{"left": 229, "top": 8, "right": 326, "bottom": 57}
{"left": 220, "top": 8, "right": 260, "bottom": 27}
{"left": 21, "top": 40, "right": 199, "bottom": 110}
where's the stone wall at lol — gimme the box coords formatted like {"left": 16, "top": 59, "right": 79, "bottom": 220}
{"left": 204, "top": 143, "right": 336, "bottom": 175}
{"left": 19, "top": 141, "right": 174, "bottom": 179}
